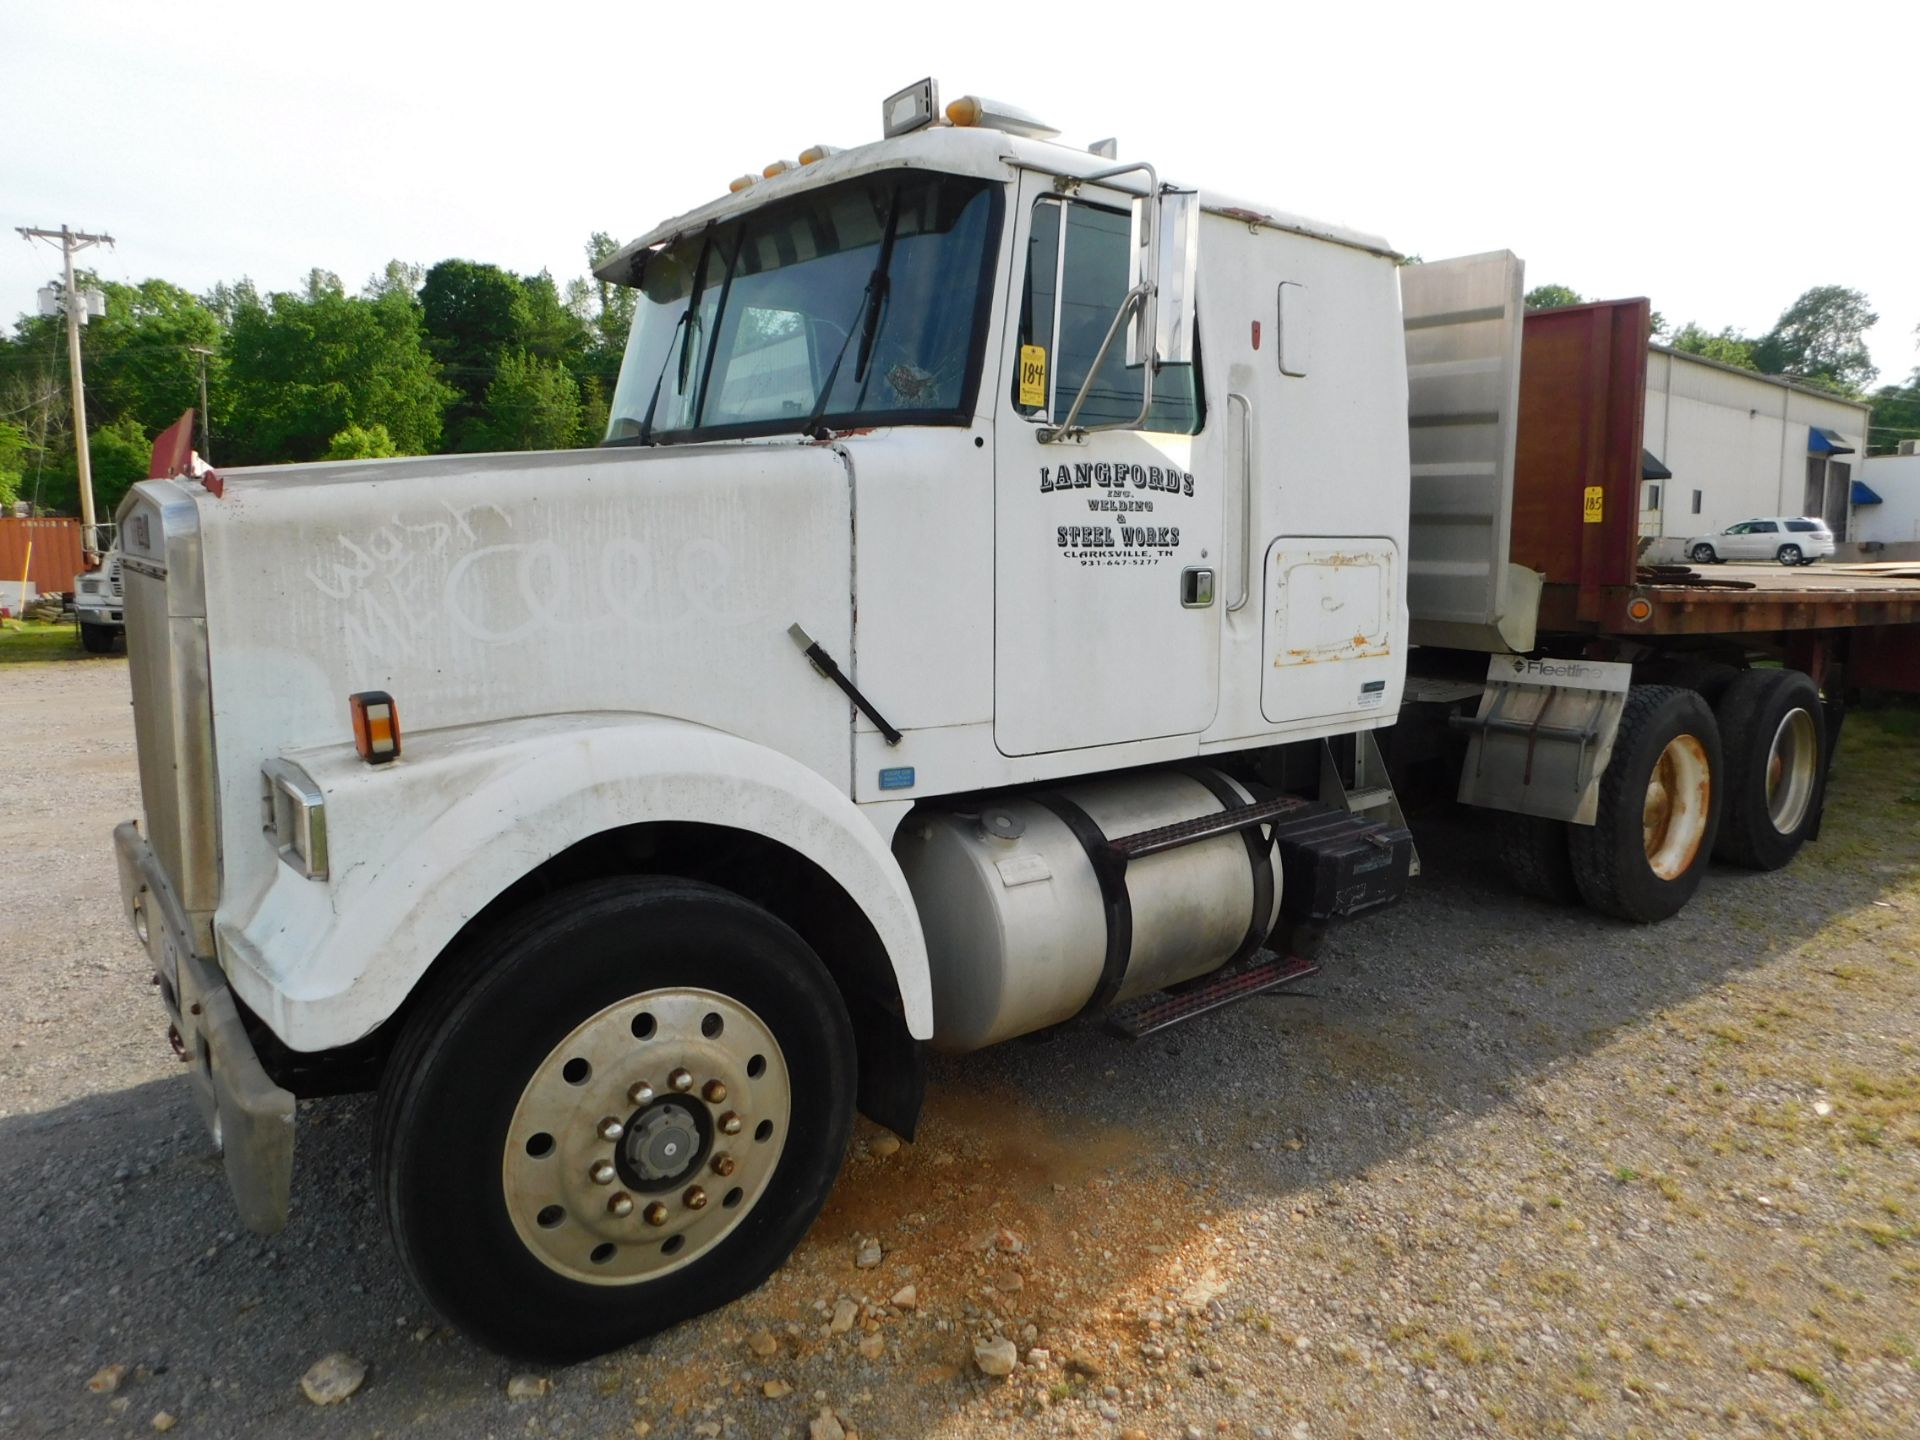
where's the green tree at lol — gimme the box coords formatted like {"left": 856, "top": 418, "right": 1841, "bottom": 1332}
{"left": 34, "top": 416, "right": 150, "bottom": 520}
{"left": 420, "top": 259, "right": 533, "bottom": 448}
{"left": 84, "top": 278, "right": 223, "bottom": 438}
{"left": 1669, "top": 323, "right": 1759, "bottom": 370}
{"left": 224, "top": 287, "right": 454, "bottom": 463}
{"left": 1525, "top": 283, "right": 1583, "bottom": 310}
{"left": 1752, "top": 285, "right": 1878, "bottom": 395}
{"left": 478, "top": 349, "right": 583, "bottom": 452}
{"left": 324, "top": 422, "right": 400, "bottom": 460}
{"left": 0, "top": 420, "right": 26, "bottom": 509}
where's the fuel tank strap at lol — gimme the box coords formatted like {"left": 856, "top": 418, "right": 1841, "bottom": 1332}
{"left": 1178, "top": 766, "right": 1276, "bottom": 969}
{"left": 1031, "top": 793, "right": 1133, "bottom": 1016}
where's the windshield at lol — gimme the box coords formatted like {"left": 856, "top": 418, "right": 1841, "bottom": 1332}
{"left": 606, "top": 171, "right": 1000, "bottom": 443}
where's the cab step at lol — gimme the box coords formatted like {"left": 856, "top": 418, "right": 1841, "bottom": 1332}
{"left": 1106, "top": 951, "right": 1321, "bottom": 1039}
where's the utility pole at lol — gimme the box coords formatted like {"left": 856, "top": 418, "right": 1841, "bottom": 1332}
{"left": 18, "top": 224, "right": 115, "bottom": 558}
{"left": 188, "top": 345, "right": 214, "bottom": 462}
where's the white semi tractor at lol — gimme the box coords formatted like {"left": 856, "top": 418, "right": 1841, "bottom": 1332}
{"left": 111, "top": 81, "right": 1917, "bottom": 1359}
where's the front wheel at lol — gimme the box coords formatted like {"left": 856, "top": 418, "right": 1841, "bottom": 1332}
{"left": 1569, "top": 685, "right": 1723, "bottom": 923}
{"left": 1777, "top": 544, "right": 1803, "bottom": 566}
{"left": 1689, "top": 544, "right": 1718, "bottom": 564}
{"left": 374, "top": 878, "right": 856, "bottom": 1360}
{"left": 79, "top": 622, "right": 118, "bottom": 653}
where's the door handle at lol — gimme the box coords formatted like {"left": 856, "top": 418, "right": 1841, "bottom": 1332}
{"left": 1226, "top": 392, "right": 1252, "bottom": 612}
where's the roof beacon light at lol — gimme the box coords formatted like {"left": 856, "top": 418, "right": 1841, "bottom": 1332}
{"left": 944, "top": 95, "right": 1059, "bottom": 140}
{"left": 727, "top": 173, "right": 758, "bottom": 194}
{"left": 882, "top": 77, "right": 939, "bottom": 138}
{"left": 762, "top": 159, "right": 796, "bottom": 179}
{"left": 798, "top": 144, "right": 840, "bottom": 166}
{"left": 350, "top": 691, "right": 401, "bottom": 765}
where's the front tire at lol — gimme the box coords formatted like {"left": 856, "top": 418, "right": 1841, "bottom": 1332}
{"left": 1689, "top": 544, "right": 1718, "bottom": 564}
{"left": 374, "top": 878, "right": 856, "bottom": 1361}
{"left": 79, "top": 622, "right": 118, "bottom": 653}
{"left": 1569, "top": 685, "right": 1723, "bottom": 923}
{"left": 1713, "top": 669, "right": 1826, "bottom": 870}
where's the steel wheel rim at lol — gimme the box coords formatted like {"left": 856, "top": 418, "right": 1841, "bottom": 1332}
{"left": 503, "top": 988, "right": 790, "bottom": 1286}
{"left": 1765, "top": 707, "right": 1817, "bottom": 835}
{"left": 1642, "top": 733, "right": 1711, "bottom": 880}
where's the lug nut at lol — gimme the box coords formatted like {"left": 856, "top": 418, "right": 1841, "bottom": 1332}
{"left": 683, "top": 1185, "right": 708, "bottom": 1210}
{"left": 628, "top": 1081, "right": 655, "bottom": 1106}
{"left": 668, "top": 1068, "right": 693, "bottom": 1092}
{"left": 589, "top": 1160, "right": 616, "bottom": 1185}
{"left": 702, "top": 1079, "right": 729, "bottom": 1104}
{"left": 719, "top": 1111, "right": 743, "bottom": 1136}
{"left": 643, "top": 1201, "right": 669, "bottom": 1227}
{"left": 607, "top": 1191, "right": 635, "bottom": 1218}
{"left": 710, "top": 1153, "right": 736, "bottom": 1177}
{"left": 597, "top": 1117, "right": 625, "bottom": 1142}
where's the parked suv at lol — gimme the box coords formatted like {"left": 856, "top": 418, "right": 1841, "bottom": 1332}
{"left": 1687, "top": 517, "right": 1834, "bottom": 567}
{"left": 73, "top": 550, "right": 125, "bottom": 652}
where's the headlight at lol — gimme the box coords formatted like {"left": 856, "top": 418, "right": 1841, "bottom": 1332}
{"left": 260, "top": 759, "right": 329, "bottom": 880}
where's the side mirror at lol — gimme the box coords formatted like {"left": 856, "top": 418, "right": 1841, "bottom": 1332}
{"left": 1129, "top": 188, "right": 1199, "bottom": 368}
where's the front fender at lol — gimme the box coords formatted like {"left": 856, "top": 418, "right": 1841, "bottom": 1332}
{"left": 215, "top": 714, "right": 931, "bottom": 1051}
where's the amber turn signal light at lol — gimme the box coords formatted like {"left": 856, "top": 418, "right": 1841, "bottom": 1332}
{"left": 349, "top": 691, "right": 401, "bottom": 765}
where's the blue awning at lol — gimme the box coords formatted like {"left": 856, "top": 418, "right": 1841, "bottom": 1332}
{"left": 1852, "top": 479, "right": 1883, "bottom": 505}
{"left": 1809, "top": 426, "right": 1855, "bottom": 455}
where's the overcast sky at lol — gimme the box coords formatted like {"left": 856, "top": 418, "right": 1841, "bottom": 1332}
{"left": 6, "top": 1, "right": 1916, "bottom": 397}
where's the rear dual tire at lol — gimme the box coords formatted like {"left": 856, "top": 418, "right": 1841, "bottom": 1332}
{"left": 1712, "top": 669, "right": 1826, "bottom": 871}
{"left": 1570, "top": 685, "right": 1723, "bottom": 923}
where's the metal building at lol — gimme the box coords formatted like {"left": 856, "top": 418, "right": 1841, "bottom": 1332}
{"left": 1637, "top": 347, "right": 1872, "bottom": 557}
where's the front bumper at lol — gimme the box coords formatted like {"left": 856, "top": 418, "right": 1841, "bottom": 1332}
{"left": 114, "top": 820, "right": 295, "bottom": 1234}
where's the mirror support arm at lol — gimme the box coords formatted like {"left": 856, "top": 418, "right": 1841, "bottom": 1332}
{"left": 1039, "top": 284, "right": 1153, "bottom": 444}
{"left": 1040, "top": 159, "right": 1164, "bottom": 447}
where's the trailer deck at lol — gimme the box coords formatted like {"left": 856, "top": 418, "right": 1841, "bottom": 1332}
{"left": 1539, "top": 562, "right": 1920, "bottom": 636}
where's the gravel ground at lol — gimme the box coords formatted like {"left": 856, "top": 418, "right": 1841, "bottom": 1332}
{"left": 2, "top": 658, "right": 1918, "bottom": 1440}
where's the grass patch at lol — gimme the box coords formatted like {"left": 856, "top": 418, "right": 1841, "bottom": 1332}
{"left": 0, "top": 619, "right": 98, "bottom": 664}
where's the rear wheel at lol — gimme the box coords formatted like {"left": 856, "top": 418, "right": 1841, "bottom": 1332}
{"left": 1569, "top": 685, "right": 1723, "bottom": 923}
{"left": 1777, "top": 544, "right": 1803, "bottom": 566}
{"left": 1494, "top": 810, "right": 1580, "bottom": 904}
{"left": 1713, "top": 668, "right": 1826, "bottom": 870}
{"left": 374, "top": 878, "right": 856, "bottom": 1361}
{"left": 1689, "top": 544, "right": 1718, "bottom": 564}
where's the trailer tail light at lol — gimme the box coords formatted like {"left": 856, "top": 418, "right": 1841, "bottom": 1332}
{"left": 350, "top": 691, "right": 401, "bottom": 765}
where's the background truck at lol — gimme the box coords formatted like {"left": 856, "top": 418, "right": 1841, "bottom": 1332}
{"left": 110, "top": 79, "right": 1920, "bottom": 1361}
{"left": 73, "top": 547, "right": 125, "bottom": 652}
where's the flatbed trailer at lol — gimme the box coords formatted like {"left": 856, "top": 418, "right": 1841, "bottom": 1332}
{"left": 1399, "top": 264, "right": 1918, "bottom": 922}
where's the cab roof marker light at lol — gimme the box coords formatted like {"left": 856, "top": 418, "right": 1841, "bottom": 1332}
{"left": 762, "top": 159, "right": 796, "bottom": 178}
{"left": 882, "top": 77, "right": 939, "bottom": 138}
{"left": 349, "top": 691, "right": 401, "bottom": 765}
{"left": 943, "top": 95, "right": 1060, "bottom": 140}
{"left": 727, "top": 174, "right": 758, "bottom": 194}
{"left": 798, "top": 144, "right": 839, "bottom": 166}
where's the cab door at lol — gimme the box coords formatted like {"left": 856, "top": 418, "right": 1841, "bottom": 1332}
{"left": 992, "top": 171, "right": 1221, "bottom": 756}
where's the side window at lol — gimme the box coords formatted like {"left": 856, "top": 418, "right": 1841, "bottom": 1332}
{"left": 1755, "top": 521, "right": 1779, "bottom": 533}
{"left": 1011, "top": 197, "right": 1202, "bottom": 434}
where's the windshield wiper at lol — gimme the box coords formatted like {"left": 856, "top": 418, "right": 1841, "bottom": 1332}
{"left": 800, "top": 184, "right": 903, "bottom": 439}
{"left": 638, "top": 229, "right": 714, "bottom": 446}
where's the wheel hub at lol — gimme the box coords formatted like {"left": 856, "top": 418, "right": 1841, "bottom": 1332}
{"left": 1765, "top": 706, "right": 1817, "bottom": 835}
{"left": 501, "top": 988, "right": 790, "bottom": 1286}
{"left": 1642, "top": 733, "right": 1711, "bottom": 880}
{"left": 623, "top": 1100, "right": 707, "bottom": 1187}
